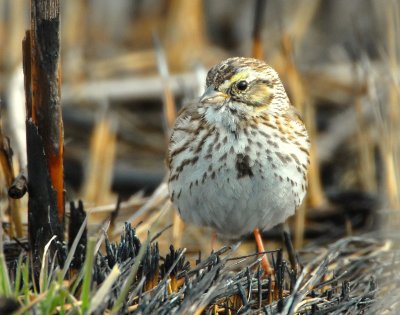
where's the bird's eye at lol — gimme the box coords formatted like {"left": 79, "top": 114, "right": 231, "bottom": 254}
{"left": 236, "top": 80, "right": 248, "bottom": 91}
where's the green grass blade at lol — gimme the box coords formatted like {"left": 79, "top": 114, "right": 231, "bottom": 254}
{"left": 0, "top": 209, "right": 11, "bottom": 296}
{"left": 0, "top": 251, "right": 12, "bottom": 296}
{"left": 80, "top": 236, "right": 96, "bottom": 314}
{"left": 14, "top": 254, "right": 23, "bottom": 297}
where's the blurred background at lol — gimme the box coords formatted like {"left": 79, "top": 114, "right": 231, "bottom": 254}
{"left": 0, "top": 0, "right": 399, "bottom": 255}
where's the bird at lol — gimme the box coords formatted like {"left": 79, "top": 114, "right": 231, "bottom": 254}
{"left": 167, "top": 57, "right": 310, "bottom": 273}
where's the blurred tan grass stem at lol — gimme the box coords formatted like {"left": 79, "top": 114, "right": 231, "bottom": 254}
{"left": 82, "top": 111, "right": 117, "bottom": 215}
{"left": 281, "top": 34, "right": 325, "bottom": 249}
{"left": 385, "top": 1, "right": 400, "bottom": 208}
{"left": 154, "top": 33, "right": 184, "bottom": 247}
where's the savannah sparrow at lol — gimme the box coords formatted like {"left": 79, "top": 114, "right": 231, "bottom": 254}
{"left": 167, "top": 57, "right": 310, "bottom": 266}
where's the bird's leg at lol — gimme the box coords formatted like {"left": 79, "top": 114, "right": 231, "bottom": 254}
{"left": 253, "top": 228, "right": 271, "bottom": 275}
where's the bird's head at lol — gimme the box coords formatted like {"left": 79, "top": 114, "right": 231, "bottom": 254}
{"left": 201, "top": 57, "right": 289, "bottom": 113}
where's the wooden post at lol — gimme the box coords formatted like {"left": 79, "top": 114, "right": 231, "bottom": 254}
{"left": 23, "top": 0, "right": 64, "bottom": 262}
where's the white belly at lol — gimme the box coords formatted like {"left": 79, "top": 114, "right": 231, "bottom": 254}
{"left": 168, "top": 123, "right": 308, "bottom": 239}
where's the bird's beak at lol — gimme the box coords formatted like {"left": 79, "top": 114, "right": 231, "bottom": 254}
{"left": 200, "top": 86, "right": 228, "bottom": 104}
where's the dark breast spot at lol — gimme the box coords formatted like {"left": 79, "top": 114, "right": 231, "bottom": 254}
{"left": 229, "top": 107, "right": 237, "bottom": 114}
{"left": 219, "top": 152, "right": 228, "bottom": 162}
{"left": 235, "top": 154, "right": 253, "bottom": 178}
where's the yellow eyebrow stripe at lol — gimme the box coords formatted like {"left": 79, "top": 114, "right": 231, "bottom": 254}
{"left": 229, "top": 72, "right": 248, "bottom": 83}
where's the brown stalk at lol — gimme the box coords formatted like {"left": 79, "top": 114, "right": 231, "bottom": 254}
{"left": 270, "top": 0, "right": 321, "bottom": 71}
{"left": 62, "top": 0, "right": 86, "bottom": 82}
{"left": 280, "top": 34, "right": 325, "bottom": 249}
{"left": 82, "top": 112, "right": 117, "bottom": 207}
{"left": 304, "top": 100, "right": 326, "bottom": 208}
{"left": 384, "top": 2, "right": 400, "bottom": 209}
{"left": 251, "top": 0, "right": 267, "bottom": 60}
{"left": 154, "top": 34, "right": 177, "bottom": 132}
{"left": 165, "top": 0, "right": 207, "bottom": 71}
{"left": 0, "top": 126, "right": 23, "bottom": 237}
{"left": 22, "top": 0, "right": 64, "bottom": 262}
{"left": 30, "top": 0, "right": 64, "bottom": 221}
{"left": 354, "top": 94, "right": 376, "bottom": 192}
{"left": 281, "top": 35, "right": 326, "bottom": 206}
{"left": 154, "top": 34, "right": 183, "bottom": 248}
{"left": 3, "top": 0, "right": 26, "bottom": 71}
